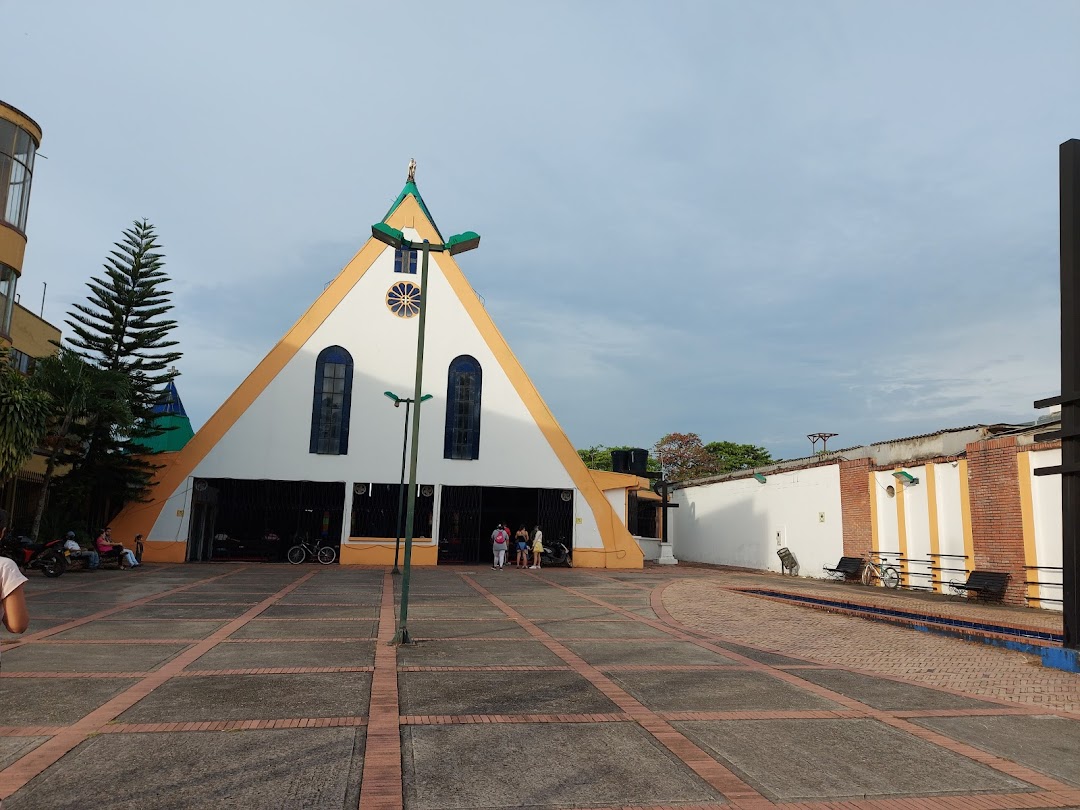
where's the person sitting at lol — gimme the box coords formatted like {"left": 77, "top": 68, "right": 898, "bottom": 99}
{"left": 63, "top": 532, "right": 99, "bottom": 570}
{"left": 95, "top": 528, "right": 139, "bottom": 569}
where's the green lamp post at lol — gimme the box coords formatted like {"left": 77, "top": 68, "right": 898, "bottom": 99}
{"left": 371, "top": 222, "right": 480, "bottom": 643}
{"left": 383, "top": 391, "right": 432, "bottom": 575}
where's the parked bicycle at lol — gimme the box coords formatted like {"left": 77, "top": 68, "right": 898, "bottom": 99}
{"left": 286, "top": 534, "right": 337, "bottom": 565}
{"left": 861, "top": 553, "right": 900, "bottom": 588}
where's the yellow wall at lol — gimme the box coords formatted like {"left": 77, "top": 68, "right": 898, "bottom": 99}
{"left": 340, "top": 542, "right": 438, "bottom": 566}
{"left": 9, "top": 303, "right": 60, "bottom": 356}
{"left": 0, "top": 225, "right": 26, "bottom": 273}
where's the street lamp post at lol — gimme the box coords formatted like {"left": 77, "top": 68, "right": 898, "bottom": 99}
{"left": 371, "top": 221, "right": 480, "bottom": 644}
{"left": 383, "top": 391, "right": 432, "bottom": 575}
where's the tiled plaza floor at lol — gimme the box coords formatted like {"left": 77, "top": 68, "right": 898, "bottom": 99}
{"left": 0, "top": 561, "right": 1078, "bottom": 809}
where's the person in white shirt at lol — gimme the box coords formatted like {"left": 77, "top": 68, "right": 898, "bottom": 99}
{"left": 2, "top": 555, "right": 30, "bottom": 660}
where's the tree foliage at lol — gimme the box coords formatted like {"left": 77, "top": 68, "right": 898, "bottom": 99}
{"left": 0, "top": 351, "right": 52, "bottom": 484}
{"left": 27, "top": 347, "right": 132, "bottom": 541}
{"left": 62, "top": 219, "right": 182, "bottom": 524}
{"left": 653, "top": 433, "right": 715, "bottom": 481}
{"left": 704, "top": 441, "right": 774, "bottom": 474}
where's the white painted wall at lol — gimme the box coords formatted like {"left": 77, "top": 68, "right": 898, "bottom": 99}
{"left": 1028, "top": 448, "right": 1062, "bottom": 611}
{"left": 898, "top": 466, "right": 932, "bottom": 590}
{"left": 672, "top": 465, "right": 843, "bottom": 576}
{"left": 872, "top": 471, "right": 900, "bottom": 561}
{"left": 147, "top": 233, "right": 606, "bottom": 551}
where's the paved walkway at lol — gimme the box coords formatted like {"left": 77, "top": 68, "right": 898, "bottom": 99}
{"left": 0, "top": 563, "right": 1077, "bottom": 809}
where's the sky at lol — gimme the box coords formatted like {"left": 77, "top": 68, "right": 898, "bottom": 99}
{"left": 4, "top": 1, "right": 1078, "bottom": 462}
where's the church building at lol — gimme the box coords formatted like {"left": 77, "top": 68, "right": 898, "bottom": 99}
{"left": 110, "top": 168, "right": 645, "bottom": 568}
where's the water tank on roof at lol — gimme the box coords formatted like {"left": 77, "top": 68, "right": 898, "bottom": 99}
{"left": 611, "top": 450, "right": 630, "bottom": 473}
{"left": 629, "top": 448, "right": 649, "bottom": 475}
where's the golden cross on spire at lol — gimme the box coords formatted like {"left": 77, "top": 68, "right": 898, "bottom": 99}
{"left": 407, "top": 158, "right": 416, "bottom": 183}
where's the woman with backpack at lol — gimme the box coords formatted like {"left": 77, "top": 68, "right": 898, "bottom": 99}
{"left": 490, "top": 524, "right": 509, "bottom": 570}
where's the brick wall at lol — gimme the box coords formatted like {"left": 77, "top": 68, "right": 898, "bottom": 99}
{"left": 965, "top": 436, "right": 1026, "bottom": 605}
{"left": 840, "top": 458, "right": 873, "bottom": 558}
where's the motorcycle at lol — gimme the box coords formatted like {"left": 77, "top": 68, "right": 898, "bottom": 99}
{"left": 0, "top": 534, "right": 68, "bottom": 577}
{"left": 539, "top": 541, "right": 572, "bottom": 567}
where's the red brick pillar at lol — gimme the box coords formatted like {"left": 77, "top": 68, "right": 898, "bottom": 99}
{"left": 965, "top": 436, "right": 1026, "bottom": 605}
{"left": 840, "top": 458, "right": 873, "bottom": 558}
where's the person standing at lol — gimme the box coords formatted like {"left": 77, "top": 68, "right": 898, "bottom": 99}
{"left": 491, "top": 524, "right": 508, "bottom": 570}
{"left": 530, "top": 525, "right": 544, "bottom": 569}
{"left": 514, "top": 525, "right": 529, "bottom": 569}
{"left": 2, "top": 554, "right": 30, "bottom": 648}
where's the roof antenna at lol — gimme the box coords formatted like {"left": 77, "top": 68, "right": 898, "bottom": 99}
{"left": 407, "top": 158, "right": 416, "bottom": 183}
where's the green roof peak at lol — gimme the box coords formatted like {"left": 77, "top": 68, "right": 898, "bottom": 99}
{"left": 381, "top": 160, "right": 444, "bottom": 241}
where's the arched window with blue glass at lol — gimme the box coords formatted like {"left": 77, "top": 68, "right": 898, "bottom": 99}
{"left": 309, "top": 345, "right": 354, "bottom": 455}
{"left": 444, "top": 355, "right": 482, "bottom": 460}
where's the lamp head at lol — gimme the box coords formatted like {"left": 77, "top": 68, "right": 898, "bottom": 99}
{"left": 420, "top": 394, "right": 433, "bottom": 402}
{"left": 383, "top": 391, "right": 401, "bottom": 405}
{"left": 446, "top": 231, "right": 481, "bottom": 255}
{"left": 372, "top": 223, "right": 405, "bottom": 248}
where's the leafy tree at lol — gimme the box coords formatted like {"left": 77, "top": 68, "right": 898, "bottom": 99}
{"left": 63, "top": 219, "right": 182, "bottom": 524}
{"left": 704, "top": 441, "right": 774, "bottom": 473}
{"left": 0, "top": 350, "right": 52, "bottom": 487}
{"left": 27, "top": 347, "right": 132, "bottom": 541}
{"left": 653, "top": 433, "right": 717, "bottom": 481}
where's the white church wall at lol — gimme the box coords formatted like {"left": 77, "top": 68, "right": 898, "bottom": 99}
{"left": 672, "top": 464, "right": 843, "bottom": 576}
{"left": 148, "top": 236, "right": 606, "bottom": 550}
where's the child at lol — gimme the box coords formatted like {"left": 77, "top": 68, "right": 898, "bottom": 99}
{"left": 529, "top": 525, "right": 544, "bottom": 569}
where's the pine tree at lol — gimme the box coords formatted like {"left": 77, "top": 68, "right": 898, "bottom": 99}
{"left": 63, "top": 220, "right": 182, "bottom": 524}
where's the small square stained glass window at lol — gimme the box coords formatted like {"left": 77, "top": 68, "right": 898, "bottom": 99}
{"left": 394, "top": 249, "right": 418, "bottom": 274}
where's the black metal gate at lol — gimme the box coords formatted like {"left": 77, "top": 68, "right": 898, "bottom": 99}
{"left": 438, "top": 486, "right": 574, "bottom": 564}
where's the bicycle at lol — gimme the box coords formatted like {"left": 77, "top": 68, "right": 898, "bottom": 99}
{"left": 286, "top": 534, "right": 337, "bottom": 565}
{"left": 861, "top": 554, "right": 900, "bottom": 588}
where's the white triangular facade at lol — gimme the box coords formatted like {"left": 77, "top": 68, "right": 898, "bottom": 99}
{"left": 113, "top": 187, "right": 643, "bottom": 568}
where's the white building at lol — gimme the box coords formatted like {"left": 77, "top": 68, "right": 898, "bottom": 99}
{"left": 111, "top": 170, "right": 643, "bottom": 569}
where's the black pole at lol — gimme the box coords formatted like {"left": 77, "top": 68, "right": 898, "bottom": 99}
{"left": 660, "top": 480, "right": 669, "bottom": 544}
{"left": 392, "top": 399, "right": 411, "bottom": 575}
{"left": 1061, "top": 139, "right": 1080, "bottom": 650}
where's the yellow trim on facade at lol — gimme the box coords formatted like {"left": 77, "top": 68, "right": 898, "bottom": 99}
{"left": 925, "top": 464, "right": 942, "bottom": 593}
{"left": 958, "top": 459, "right": 975, "bottom": 573}
{"left": 142, "top": 541, "right": 186, "bottom": 563}
{"left": 894, "top": 470, "right": 909, "bottom": 586}
{"left": 112, "top": 192, "right": 643, "bottom": 568}
{"left": 868, "top": 471, "right": 878, "bottom": 556}
{"left": 0, "top": 101, "right": 43, "bottom": 145}
{"left": 1017, "top": 451, "right": 1040, "bottom": 605}
{"left": 340, "top": 542, "right": 438, "bottom": 567}
{"left": 0, "top": 224, "right": 27, "bottom": 272}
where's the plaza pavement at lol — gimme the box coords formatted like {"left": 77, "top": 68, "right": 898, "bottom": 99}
{"left": 0, "top": 561, "right": 1078, "bottom": 809}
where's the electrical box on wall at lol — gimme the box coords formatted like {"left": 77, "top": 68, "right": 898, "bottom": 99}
{"left": 819, "top": 512, "right": 826, "bottom": 523}
{"left": 774, "top": 527, "right": 786, "bottom": 547}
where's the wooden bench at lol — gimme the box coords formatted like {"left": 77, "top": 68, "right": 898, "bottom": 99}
{"left": 823, "top": 556, "right": 863, "bottom": 581}
{"left": 776, "top": 547, "right": 799, "bottom": 576}
{"left": 949, "top": 570, "right": 1010, "bottom": 602}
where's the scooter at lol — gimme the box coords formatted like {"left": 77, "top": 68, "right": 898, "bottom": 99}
{"left": 540, "top": 542, "right": 572, "bottom": 567}
{"left": 0, "top": 535, "right": 67, "bottom": 577}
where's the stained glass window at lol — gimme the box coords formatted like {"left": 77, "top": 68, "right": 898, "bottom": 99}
{"left": 386, "top": 281, "right": 421, "bottom": 318}
{"left": 444, "top": 355, "right": 482, "bottom": 460}
{"left": 309, "top": 346, "right": 354, "bottom": 455}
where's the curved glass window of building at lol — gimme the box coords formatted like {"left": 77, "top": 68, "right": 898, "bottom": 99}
{"left": 0, "top": 118, "right": 37, "bottom": 233}
{"left": 444, "top": 355, "right": 482, "bottom": 460}
{"left": 0, "top": 263, "right": 16, "bottom": 338}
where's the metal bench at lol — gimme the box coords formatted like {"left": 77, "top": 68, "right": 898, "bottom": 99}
{"left": 776, "top": 547, "right": 799, "bottom": 576}
{"left": 823, "top": 556, "right": 863, "bottom": 581}
{"left": 949, "top": 570, "right": 1010, "bottom": 602}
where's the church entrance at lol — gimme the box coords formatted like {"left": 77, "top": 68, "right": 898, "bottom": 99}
{"left": 437, "top": 485, "right": 574, "bottom": 564}
{"left": 187, "top": 479, "right": 345, "bottom": 562}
